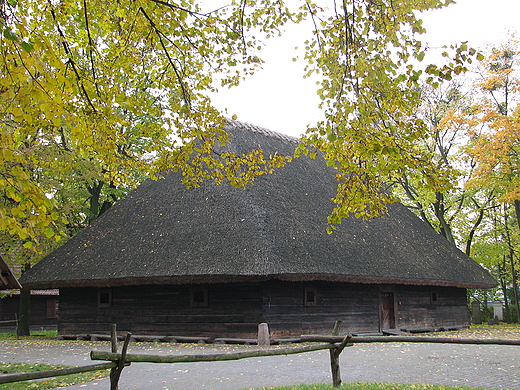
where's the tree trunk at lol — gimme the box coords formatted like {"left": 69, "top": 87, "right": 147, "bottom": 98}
{"left": 509, "top": 252, "right": 519, "bottom": 323}
{"left": 433, "top": 192, "right": 455, "bottom": 244}
{"left": 17, "top": 288, "right": 31, "bottom": 336}
{"left": 499, "top": 258, "right": 511, "bottom": 322}
{"left": 504, "top": 205, "right": 520, "bottom": 322}
{"left": 465, "top": 207, "right": 485, "bottom": 256}
{"left": 87, "top": 181, "right": 117, "bottom": 224}
{"left": 514, "top": 199, "right": 520, "bottom": 232}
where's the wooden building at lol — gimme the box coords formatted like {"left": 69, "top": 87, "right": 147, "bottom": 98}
{"left": 0, "top": 254, "right": 21, "bottom": 290}
{"left": 1, "top": 254, "right": 58, "bottom": 331}
{"left": 20, "top": 121, "right": 496, "bottom": 338}
{"left": 0, "top": 290, "right": 59, "bottom": 332}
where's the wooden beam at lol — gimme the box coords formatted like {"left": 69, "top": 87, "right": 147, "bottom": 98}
{"left": 0, "top": 363, "right": 116, "bottom": 384}
{"left": 110, "top": 331, "right": 132, "bottom": 390}
{"left": 91, "top": 342, "right": 337, "bottom": 364}
{"left": 329, "top": 320, "right": 343, "bottom": 388}
{"left": 301, "top": 335, "right": 520, "bottom": 345}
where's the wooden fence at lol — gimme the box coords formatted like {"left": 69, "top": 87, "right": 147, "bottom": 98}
{"left": 0, "top": 322, "right": 352, "bottom": 389}
{"left": 2, "top": 322, "right": 520, "bottom": 390}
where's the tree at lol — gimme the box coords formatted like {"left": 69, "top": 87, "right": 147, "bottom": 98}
{"left": 465, "top": 38, "right": 520, "bottom": 231}
{"left": 469, "top": 202, "right": 520, "bottom": 322}
{"left": 1, "top": 0, "right": 479, "bottom": 244}
{"left": 393, "top": 83, "right": 468, "bottom": 244}
{"left": 293, "top": 1, "right": 481, "bottom": 232}
{"left": 391, "top": 81, "right": 495, "bottom": 260}
{"left": 462, "top": 38, "right": 520, "bottom": 321}
{"left": 1, "top": 0, "right": 293, "bottom": 247}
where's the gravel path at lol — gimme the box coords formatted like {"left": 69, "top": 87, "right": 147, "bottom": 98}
{"left": 2, "top": 337, "right": 520, "bottom": 389}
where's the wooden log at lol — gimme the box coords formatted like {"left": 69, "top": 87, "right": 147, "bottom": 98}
{"left": 91, "top": 342, "right": 337, "bottom": 364}
{"left": 214, "top": 338, "right": 258, "bottom": 345}
{"left": 109, "top": 325, "right": 118, "bottom": 389}
{"left": 330, "top": 335, "right": 352, "bottom": 388}
{"left": 258, "top": 323, "right": 270, "bottom": 346}
{"left": 110, "top": 332, "right": 132, "bottom": 390}
{"left": 151, "top": 335, "right": 212, "bottom": 343}
{"left": 274, "top": 338, "right": 301, "bottom": 344}
{"left": 130, "top": 335, "right": 167, "bottom": 343}
{"left": 301, "top": 335, "right": 520, "bottom": 345}
{"left": 0, "top": 319, "right": 18, "bottom": 324}
{"left": 0, "top": 363, "right": 116, "bottom": 384}
{"left": 111, "top": 324, "right": 118, "bottom": 353}
{"left": 329, "top": 320, "right": 344, "bottom": 388}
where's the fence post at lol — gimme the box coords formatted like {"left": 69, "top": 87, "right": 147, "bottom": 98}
{"left": 110, "top": 324, "right": 118, "bottom": 354}
{"left": 110, "top": 331, "right": 132, "bottom": 390}
{"left": 472, "top": 301, "right": 482, "bottom": 324}
{"left": 258, "top": 323, "right": 270, "bottom": 346}
{"left": 329, "top": 320, "right": 343, "bottom": 387}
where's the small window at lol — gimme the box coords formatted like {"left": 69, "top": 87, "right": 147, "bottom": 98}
{"left": 98, "top": 290, "right": 112, "bottom": 308}
{"left": 190, "top": 288, "right": 208, "bottom": 307}
{"left": 304, "top": 287, "right": 317, "bottom": 307}
{"left": 430, "top": 291, "right": 439, "bottom": 304}
{"left": 46, "top": 300, "right": 59, "bottom": 319}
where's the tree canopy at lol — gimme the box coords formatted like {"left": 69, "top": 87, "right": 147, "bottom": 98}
{"left": 465, "top": 39, "right": 520, "bottom": 227}
{"left": 1, "top": 0, "right": 481, "bottom": 250}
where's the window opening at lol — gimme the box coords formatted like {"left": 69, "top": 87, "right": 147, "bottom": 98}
{"left": 304, "top": 287, "right": 317, "bottom": 306}
{"left": 98, "top": 290, "right": 112, "bottom": 308}
{"left": 430, "top": 291, "right": 439, "bottom": 304}
{"left": 46, "top": 300, "right": 59, "bottom": 319}
{"left": 190, "top": 288, "right": 208, "bottom": 307}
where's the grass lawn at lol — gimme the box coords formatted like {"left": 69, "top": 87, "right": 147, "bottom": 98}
{"left": 0, "top": 330, "right": 58, "bottom": 340}
{"left": 0, "top": 362, "right": 109, "bottom": 390}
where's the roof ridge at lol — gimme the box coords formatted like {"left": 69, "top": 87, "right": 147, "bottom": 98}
{"left": 225, "top": 119, "right": 300, "bottom": 143}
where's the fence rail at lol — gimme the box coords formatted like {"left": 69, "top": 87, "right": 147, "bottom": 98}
{"left": 301, "top": 334, "right": 520, "bottom": 345}
{"left": 0, "top": 319, "right": 17, "bottom": 324}
{"left": 0, "top": 362, "right": 117, "bottom": 384}
{"left": 90, "top": 342, "right": 339, "bottom": 364}
{"left": 3, "top": 323, "right": 520, "bottom": 390}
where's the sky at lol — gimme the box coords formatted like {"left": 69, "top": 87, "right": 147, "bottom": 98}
{"left": 210, "top": 0, "right": 520, "bottom": 138}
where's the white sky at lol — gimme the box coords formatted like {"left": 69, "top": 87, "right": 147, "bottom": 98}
{"left": 211, "top": 0, "right": 519, "bottom": 138}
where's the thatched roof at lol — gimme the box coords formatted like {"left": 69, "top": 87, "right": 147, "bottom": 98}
{"left": 1, "top": 254, "right": 22, "bottom": 289}
{"left": 20, "top": 121, "right": 496, "bottom": 289}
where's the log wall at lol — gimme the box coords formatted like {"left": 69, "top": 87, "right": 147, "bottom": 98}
{"left": 58, "top": 282, "right": 470, "bottom": 337}
{"left": 263, "top": 281, "right": 380, "bottom": 337}
{"left": 59, "top": 284, "right": 264, "bottom": 337}
{"left": 0, "top": 294, "right": 58, "bottom": 330}
{"left": 395, "top": 285, "right": 469, "bottom": 331}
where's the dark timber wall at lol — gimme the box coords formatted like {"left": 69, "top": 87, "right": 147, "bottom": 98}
{"left": 263, "top": 281, "right": 380, "bottom": 337}
{"left": 59, "top": 284, "right": 264, "bottom": 337}
{"left": 395, "top": 285, "right": 469, "bottom": 331}
{"left": 0, "top": 294, "right": 58, "bottom": 331}
{"left": 58, "top": 282, "right": 469, "bottom": 337}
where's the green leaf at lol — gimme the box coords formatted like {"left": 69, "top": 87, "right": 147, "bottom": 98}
{"left": 43, "top": 228, "right": 54, "bottom": 238}
{"left": 20, "top": 41, "right": 33, "bottom": 53}
{"left": 3, "top": 28, "right": 19, "bottom": 42}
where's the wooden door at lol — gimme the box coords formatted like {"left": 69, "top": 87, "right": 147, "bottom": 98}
{"left": 381, "top": 292, "right": 395, "bottom": 330}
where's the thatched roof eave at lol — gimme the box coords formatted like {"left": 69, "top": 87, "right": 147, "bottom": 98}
{"left": 21, "top": 272, "right": 497, "bottom": 290}
{"left": 0, "top": 254, "right": 22, "bottom": 290}
{"left": 19, "top": 121, "right": 497, "bottom": 290}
